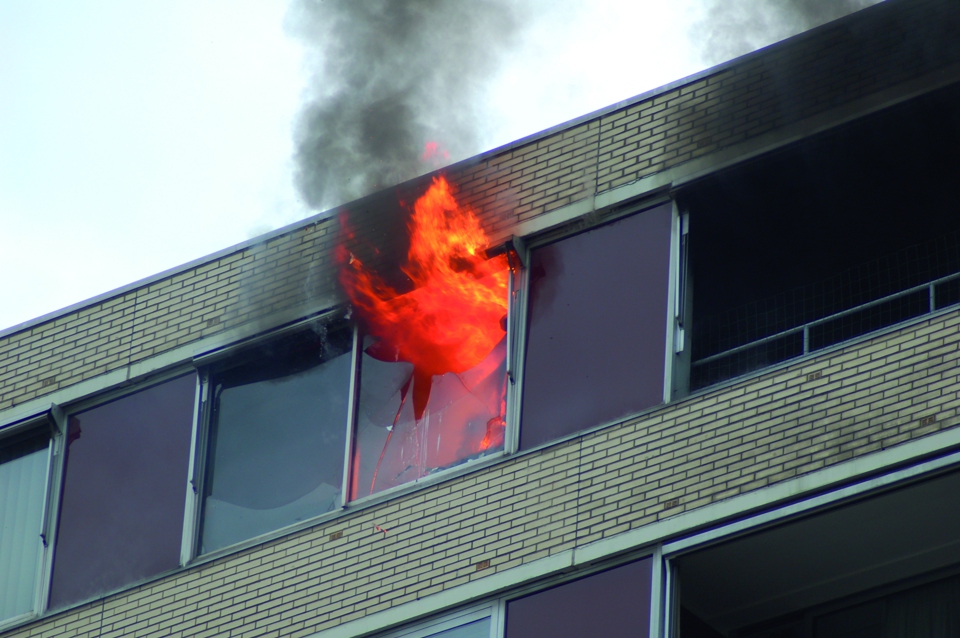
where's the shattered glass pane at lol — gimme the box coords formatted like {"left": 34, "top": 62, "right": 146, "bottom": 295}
{"left": 200, "top": 323, "right": 352, "bottom": 554}
{"left": 351, "top": 335, "right": 507, "bottom": 500}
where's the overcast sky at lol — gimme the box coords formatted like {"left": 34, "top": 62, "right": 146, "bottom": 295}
{"left": 0, "top": 0, "right": 879, "bottom": 332}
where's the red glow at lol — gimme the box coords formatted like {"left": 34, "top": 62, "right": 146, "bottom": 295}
{"left": 421, "top": 141, "right": 450, "bottom": 165}
{"left": 341, "top": 175, "right": 509, "bottom": 421}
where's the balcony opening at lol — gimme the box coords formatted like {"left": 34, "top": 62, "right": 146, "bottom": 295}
{"left": 674, "top": 469, "right": 960, "bottom": 637}
{"left": 677, "top": 83, "right": 960, "bottom": 390}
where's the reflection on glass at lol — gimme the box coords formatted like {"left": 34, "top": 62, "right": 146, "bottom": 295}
{"left": 520, "top": 204, "right": 673, "bottom": 450}
{"left": 506, "top": 558, "right": 652, "bottom": 638}
{"left": 200, "top": 325, "right": 352, "bottom": 554}
{"left": 351, "top": 336, "right": 507, "bottom": 500}
{"left": 50, "top": 374, "right": 195, "bottom": 610}
{"left": 426, "top": 617, "right": 491, "bottom": 638}
{"left": 0, "top": 433, "right": 48, "bottom": 624}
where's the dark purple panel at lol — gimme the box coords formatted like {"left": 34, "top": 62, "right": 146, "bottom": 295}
{"left": 506, "top": 558, "right": 653, "bottom": 638}
{"left": 520, "top": 204, "right": 673, "bottom": 450}
{"left": 50, "top": 373, "right": 196, "bottom": 609}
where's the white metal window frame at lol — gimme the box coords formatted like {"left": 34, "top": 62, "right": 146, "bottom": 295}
{"left": 381, "top": 603, "right": 500, "bottom": 638}
{"left": 507, "top": 194, "right": 683, "bottom": 455}
{"left": 374, "top": 548, "right": 665, "bottom": 638}
{"left": 186, "top": 274, "right": 526, "bottom": 561}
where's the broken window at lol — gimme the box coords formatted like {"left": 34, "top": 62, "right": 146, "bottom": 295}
{"left": 343, "top": 177, "right": 512, "bottom": 500}
{"left": 520, "top": 203, "right": 674, "bottom": 451}
{"left": 49, "top": 374, "right": 195, "bottom": 610}
{"left": 505, "top": 557, "right": 653, "bottom": 637}
{"left": 350, "top": 333, "right": 507, "bottom": 500}
{"left": 0, "top": 429, "right": 49, "bottom": 625}
{"left": 199, "top": 322, "right": 352, "bottom": 554}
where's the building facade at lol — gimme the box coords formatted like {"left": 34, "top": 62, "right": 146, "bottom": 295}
{"left": 2, "top": 0, "right": 960, "bottom": 636}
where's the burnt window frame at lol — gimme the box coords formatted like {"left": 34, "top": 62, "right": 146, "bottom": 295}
{"left": 510, "top": 196, "right": 685, "bottom": 453}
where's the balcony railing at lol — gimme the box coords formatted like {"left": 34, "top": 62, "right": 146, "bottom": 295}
{"left": 691, "top": 272, "right": 960, "bottom": 390}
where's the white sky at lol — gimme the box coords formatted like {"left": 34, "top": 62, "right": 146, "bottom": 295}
{"left": 0, "top": 0, "right": 823, "bottom": 332}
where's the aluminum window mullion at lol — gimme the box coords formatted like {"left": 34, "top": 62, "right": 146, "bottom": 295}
{"left": 505, "top": 246, "right": 530, "bottom": 456}
{"left": 186, "top": 371, "right": 214, "bottom": 560}
{"left": 180, "top": 372, "right": 206, "bottom": 566}
{"left": 492, "top": 597, "right": 505, "bottom": 638}
{"left": 648, "top": 544, "right": 665, "bottom": 638}
{"left": 662, "top": 202, "right": 682, "bottom": 404}
{"left": 36, "top": 418, "right": 66, "bottom": 614}
{"left": 341, "top": 325, "right": 362, "bottom": 506}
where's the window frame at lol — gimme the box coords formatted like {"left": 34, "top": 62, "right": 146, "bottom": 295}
{"left": 511, "top": 195, "right": 683, "bottom": 453}
{"left": 373, "top": 548, "right": 664, "bottom": 638}
{"left": 189, "top": 311, "right": 357, "bottom": 559}
{"left": 382, "top": 603, "right": 500, "bottom": 638}
{"left": 345, "top": 256, "right": 522, "bottom": 505}
{"left": 0, "top": 414, "right": 57, "bottom": 632}
{"left": 46, "top": 368, "right": 198, "bottom": 610}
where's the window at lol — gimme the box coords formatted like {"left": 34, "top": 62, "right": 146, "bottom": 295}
{"left": 49, "top": 374, "right": 196, "bottom": 609}
{"left": 520, "top": 203, "right": 675, "bottom": 450}
{"left": 0, "top": 428, "right": 50, "bottom": 626}
{"left": 199, "top": 323, "right": 353, "bottom": 554}
{"left": 505, "top": 557, "right": 653, "bottom": 637}
{"left": 350, "top": 333, "right": 507, "bottom": 500}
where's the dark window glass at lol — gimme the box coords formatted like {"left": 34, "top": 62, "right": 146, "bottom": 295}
{"left": 506, "top": 558, "right": 652, "bottom": 638}
{"left": 200, "top": 324, "right": 352, "bottom": 554}
{"left": 49, "top": 374, "right": 196, "bottom": 609}
{"left": 520, "top": 204, "right": 673, "bottom": 450}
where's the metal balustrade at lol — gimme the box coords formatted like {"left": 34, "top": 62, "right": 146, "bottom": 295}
{"left": 691, "top": 271, "right": 960, "bottom": 390}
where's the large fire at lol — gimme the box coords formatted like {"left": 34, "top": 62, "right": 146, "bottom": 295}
{"left": 340, "top": 175, "right": 510, "bottom": 496}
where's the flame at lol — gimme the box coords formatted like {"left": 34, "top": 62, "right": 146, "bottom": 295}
{"left": 341, "top": 175, "right": 509, "bottom": 420}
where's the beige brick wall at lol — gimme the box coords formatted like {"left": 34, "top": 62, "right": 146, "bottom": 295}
{"left": 6, "top": 308, "right": 958, "bottom": 638}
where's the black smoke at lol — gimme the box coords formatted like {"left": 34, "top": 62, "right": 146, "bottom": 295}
{"left": 287, "top": 0, "right": 522, "bottom": 210}
{"left": 692, "top": 0, "right": 883, "bottom": 65}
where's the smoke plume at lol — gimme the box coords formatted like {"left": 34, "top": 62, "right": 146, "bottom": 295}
{"left": 287, "top": 0, "right": 522, "bottom": 211}
{"left": 692, "top": 0, "right": 883, "bottom": 65}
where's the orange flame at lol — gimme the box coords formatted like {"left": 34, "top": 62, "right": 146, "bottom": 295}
{"left": 340, "top": 175, "right": 509, "bottom": 420}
